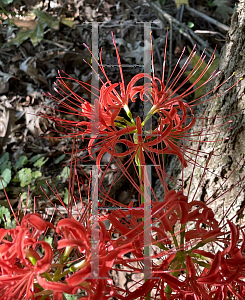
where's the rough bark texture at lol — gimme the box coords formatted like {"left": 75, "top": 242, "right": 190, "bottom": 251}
{"left": 155, "top": 0, "right": 245, "bottom": 224}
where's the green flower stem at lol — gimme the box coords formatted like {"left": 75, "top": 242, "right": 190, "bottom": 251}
{"left": 170, "top": 227, "right": 179, "bottom": 249}
{"left": 180, "top": 223, "right": 186, "bottom": 247}
{"left": 60, "top": 246, "right": 73, "bottom": 264}
{"left": 141, "top": 108, "right": 155, "bottom": 127}
{"left": 153, "top": 241, "right": 169, "bottom": 251}
{"left": 114, "top": 118, "right": 135, "bottom": 128}
{"left": 123, "top": 104, "right": 135, "bottom": 124}
{"left": 53, "top": 246, "right": 72, "bottom": 282}
{"left": 135, "top": 151, "right": 144, "bottom": 205}
{"left": 53, "top": 269, "right": 71, "bottom": 282}
{"left": 188, "top": 238, "right": 213, "bottom": 254}
{"left": 36, "top": 290, "right": 52, "bottom": 300}
{"left": 165, "top": 284, "right": 172, "bottom": 298}
{"left": 39, "top": 296, "right": 50, "bottom": 300}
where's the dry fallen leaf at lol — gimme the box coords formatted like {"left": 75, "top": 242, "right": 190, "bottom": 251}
{"left": 0, "top": 71, "right": 18, "bottom": 94}
{"left": 12, "top": 18, "right": 37, "bottom": 31}
{"left": 0, "top": 105, "right": 9, "bottom": 138}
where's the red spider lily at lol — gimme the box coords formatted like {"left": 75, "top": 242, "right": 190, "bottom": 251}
{"left": 0, "top": 214, "right": 54, "bottom": 300}
{"left": 101, "top": 183, "right": 245, "bottom": 299}
{"left": 41, "top": 32, "right": 242, "bottom": 170}
{"left": 95, "top": 111, "right": 194, "bottom": 168}
{"left": 196, "top": 221, "right": 245, "bottom": 294}
{"left": 55, "top": 217, "right": 135, "bottom": 298}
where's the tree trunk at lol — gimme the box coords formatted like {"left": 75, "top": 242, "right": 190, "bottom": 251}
{"left": 155, "top": 0, "right": 245, "bottom": 224}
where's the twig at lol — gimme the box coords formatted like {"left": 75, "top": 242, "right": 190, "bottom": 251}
{"left": 42, "top": 39, "right": 69, "bottom": 49}
{"left": 57, "top": 0, "right": 68, "bottom": 17}
{"left": 179, "top": 3, "right": 185, "bottom": 22}
{"left": 96, "top": 0, "right": 105, "bottom": 12}
{"left": 185, "top": 5, "right": 230, "bottom": 32}
{"left": 145, "top": 0, "right": 214, "bottom": 57}
{"left": 194, "top": 30, "right": 226, "bottom": 39}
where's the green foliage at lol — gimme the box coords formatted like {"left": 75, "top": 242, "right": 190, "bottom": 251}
{"left": 0, "top": 205, "right": 12, "bottom": 228}
{"left": 14, "top": 155, "right": 28, "bottom": 170}
{"left": 3, "top": 9, "right": 59, "bottom": 47}
{"left": 41, "top": 236, "right": 53, "bottom": 253}
{"left": 2, "top": 8, "right": 76, "bottom": 48}
{"left": 0, "top": 151, "right": 69, "bottom": 198}
{"left": 187, "top": 21, "right": 194, "bottom": 28}
{"left": 63, "top": 187, "right": 69, "bottom": 205}
{"left": 0, "top": 0, "right": 14, "bottom": 5}
{"left": 55, "top": 153, "right": 66, "bottom": 164}
{"left": 64, "top": 294, "right": 77, "bottom": 300}
{"left": 33, "top": 157, "right": 49, "bottom": 168}
{"left": 0, "top": 152, "right": 49, "bottom": 188}
{"left": 185, "top": 46, "right": 219, "bottom": 99}
{"left": 59, "top": 166, "right": 70, "bottom": 181}
{"left": 29, "top": 154, "right": 43, "bottom": 163}
{"left": 0, "top": 152, "right": 10, "bottom": 170}
{"left": 15, "top": 168, "right": 42, "bottom": 187}
{"left": 206, "top": 0, "right": 216, "bottom": 7}
{"left": 179, "top": 21, "right": 195, "bottom": 34}
{"left": 0, "top": 168, "right": 11, "bottom": 189}
{"left": 0, "top": 152, "right": 11, "bottom": 190}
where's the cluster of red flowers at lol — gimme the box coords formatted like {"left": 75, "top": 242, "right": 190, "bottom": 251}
{"left": 1, "top": 33, "right": 244, "bottom": 299}
{"left": 1, "top": 191, "right": 245, "bottom": 299}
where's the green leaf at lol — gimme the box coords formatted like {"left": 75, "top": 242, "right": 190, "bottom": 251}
{"left": 0, "top": 152, "right": 9, "bottom": 163}
{"left": 0, "top": 168, "right": 11, "bottom": 189}
{"left": 14, "top": 155, "right": 28, "bottom": 170}
{"left": 60, "top": 166, "right": 70, "bottom": 181}
{"left": 64, "top": 294, "right": 76, "bottom": 300}
{"left": 20, "top": 192, "right": 28, "bottom": 201}
{"left": 2, "top": 24, "right": 46, "bottom": 48}
{"left": 0, "top": 205, "right": 10, "bottom": 225}
{"left": 44, "top": 236, "right": 53, "bottom": 246}
{"left": 55, "top": 153, "right": 66, "bottom": 164}
{"left": 63, "top": 187, "right": 69, "bottom": 205}
{"left": 185, "top": 46, "right": 219, "bottom": 99}
{"left": 60, "top": 17, "right": 75, "bottom": 28}
{"left": 29, "top": 154, "right": 42, "bottom": 163}
{"left": 31, "top": 170, "right": 42, "bottom": 180}
{"left": 42, "top": 236, "right": 53, "bottom": 253}
{"left": 0, "top": 152, "right": 11, "bottom": 174}
{"left": 3, "top": 10, "right": 59, "bottom": 48}
{"left": 33, "top": 157, "right": 49, "bottom": 168}
{"left": 28, "top": 21, "right": 46, "bottom": 47}
{"left": 1, "top": 0, "right": 14, "bottom": 4}
{"left": 179, "top": 27, "right": 184, "bottom": 34}
{"left": 34, "top": 9, "right": 59, "bottom": 30}
{"left": 17, "top": 168, "right": 32, "bottom": 187}
{"left": 16, "top": 169, "right": 41, "bottom": 187}
{"left": 187, "top": 21, "right": 194, "bottom": 28}
{"left": 0, "top": 160, "right": 11, "bottom": 174}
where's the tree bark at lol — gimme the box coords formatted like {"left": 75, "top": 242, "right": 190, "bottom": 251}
{"left": 155, "top": 0, "right": 245, "bottom": 224}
